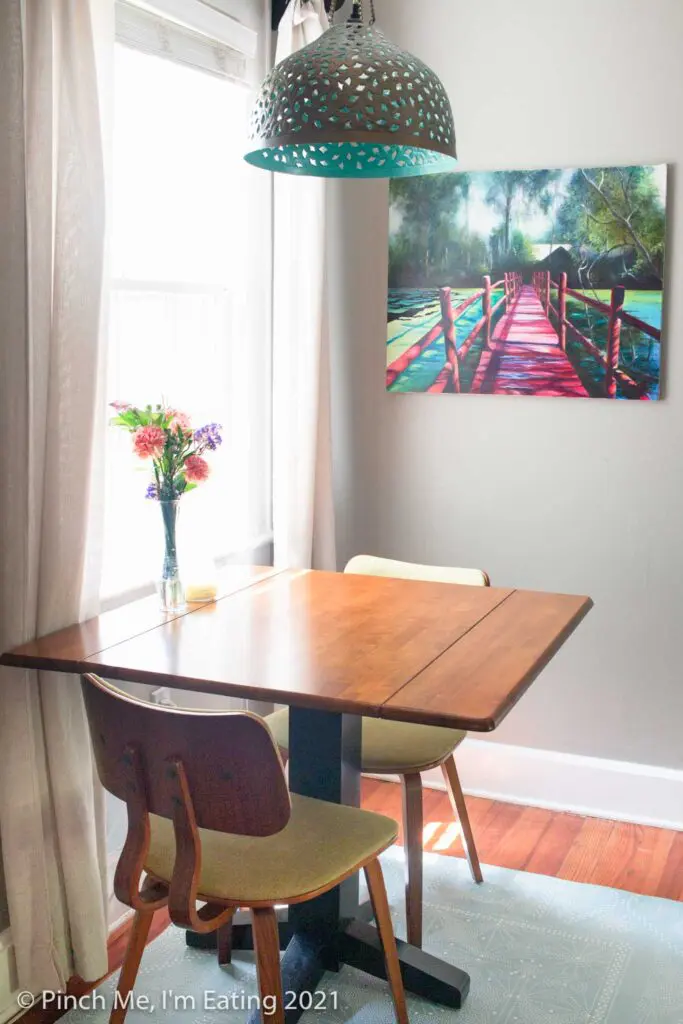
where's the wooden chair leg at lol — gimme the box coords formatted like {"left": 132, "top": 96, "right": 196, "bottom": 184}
{"left": 217, "top": 912, "right": 235, "bottom": 965}
{"left": 364, "top": 859, "right": 409, "bottom": 1024}
{"left": 110, "top": 909, "right": 155, "bottom": 1024}
{"left": 401, "top": 772, "right": 424, "bottom": 947}
{"left": 441, "top": 754, "right": 483, "bottom": 884}
{"left": 251, "top": 907, "right": 284, "bottom": 1024}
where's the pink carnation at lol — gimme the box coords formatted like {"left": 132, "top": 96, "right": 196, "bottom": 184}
{"left": 133, "top": 425, "right": 165, "bottom": 459}
{"left": 110, "top": 400, "right": 132, "bottom": 411}
{"left": 184, "top": 454, "right": 210, "bottom": 483}
{"left": 168, "top": 409, "right": 192, "bottom": 434}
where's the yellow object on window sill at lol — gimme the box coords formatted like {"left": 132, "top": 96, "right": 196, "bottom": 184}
{"left": 185, "top": 582, "right": 218, "bottom": 603}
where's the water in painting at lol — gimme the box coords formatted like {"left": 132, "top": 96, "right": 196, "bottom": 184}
{"left": 387, "top": 165, "right": 666, "bottom": 399}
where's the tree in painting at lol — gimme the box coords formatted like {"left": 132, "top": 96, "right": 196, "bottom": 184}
{"left": 555, "top": 168, "right": 664, "bottom": 287}
{"left": 387, "top": 164, "right": 666, "bottom": 399}
{"left": 485, "top": 170, "right": 559, "bottom": 260}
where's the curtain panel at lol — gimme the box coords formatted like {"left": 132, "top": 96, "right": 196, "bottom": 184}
{"left": 272, "top": 0, "right": 337, "bottom": 572}
{"left": 0, "top": 0, "right": 112, "bottom": 992}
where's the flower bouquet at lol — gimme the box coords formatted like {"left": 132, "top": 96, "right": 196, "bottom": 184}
{"left": 110, "top": 402, "right": 222, "bottom": 610}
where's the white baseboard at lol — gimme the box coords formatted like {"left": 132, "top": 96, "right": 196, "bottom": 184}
{"left": 0, "top": 930, "right": 18, "bottom": 1024}
{"left": 371, "top": 738, "right": 683, "bottom": 832}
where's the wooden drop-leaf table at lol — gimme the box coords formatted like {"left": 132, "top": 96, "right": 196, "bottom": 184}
{"left": 1, "top": 565, "right": 592, "bottom": 1021}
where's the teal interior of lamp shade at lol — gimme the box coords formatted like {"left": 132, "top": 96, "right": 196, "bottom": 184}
{"left": 244, "top": 140, "right": 458, "bottom": 178}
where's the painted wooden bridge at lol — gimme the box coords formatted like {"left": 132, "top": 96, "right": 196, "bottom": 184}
{"left": 387, "top": 270, "right": 660, "bottom": 399}
{"left": 470, "top": 283, "right": 587, "bottom": 397}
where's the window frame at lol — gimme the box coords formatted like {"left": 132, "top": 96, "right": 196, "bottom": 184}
{"left": 102, "top": 0, "right": 273, "bottom": 610}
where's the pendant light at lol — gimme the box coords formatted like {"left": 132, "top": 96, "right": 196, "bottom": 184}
{"left": 245, "top": 0, "right": 457, "bottom": 178}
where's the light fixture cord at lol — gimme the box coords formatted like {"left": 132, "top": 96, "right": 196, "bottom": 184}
{"left": 329, "top": 0, "right": 376, "bottom": 25}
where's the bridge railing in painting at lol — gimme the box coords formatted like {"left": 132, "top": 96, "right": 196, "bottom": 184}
{"left": 385, "top": 272, "right": 522, "bottom": 392}
{"left": 533, "top": 270, "right": 659, "bottom": 400}
{"left": 430, "top": 272, "right": 522, "bottom": 393}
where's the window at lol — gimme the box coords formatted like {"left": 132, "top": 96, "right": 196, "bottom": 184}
{"left": 103, "top": 11, "right": 271, "bottom": 602}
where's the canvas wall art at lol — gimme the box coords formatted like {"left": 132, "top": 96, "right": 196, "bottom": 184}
{"left": 387, "top": 164, "right": 666, "bottom": 399}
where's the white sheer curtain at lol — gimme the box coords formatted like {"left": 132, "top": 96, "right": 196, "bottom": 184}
{"left": 0, "top": 0, "right": 111, "bottom": 993}
{"left": 272, "top": 0, "right": 337, "bottom": 571}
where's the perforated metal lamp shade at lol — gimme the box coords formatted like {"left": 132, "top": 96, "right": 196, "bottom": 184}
{"left": 244, "top": 19, "right": 457, "bottom": 178}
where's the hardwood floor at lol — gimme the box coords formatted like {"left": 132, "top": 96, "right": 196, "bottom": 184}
{"left": 361, "top": 778, "right": 683, "bottom": 899}
{"left": 23, "top": 779, "right": 683, "bottom": 1023}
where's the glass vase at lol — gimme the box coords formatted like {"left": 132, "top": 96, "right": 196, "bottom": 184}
{"left": 158, "top": 499, "right": 185, "bottom": 612}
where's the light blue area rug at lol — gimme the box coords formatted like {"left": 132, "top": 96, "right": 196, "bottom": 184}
{"left": 64, "top": 846, "right": 683, "bottom": 1023}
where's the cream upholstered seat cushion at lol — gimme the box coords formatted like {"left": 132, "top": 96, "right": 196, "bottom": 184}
{"left": 345, "top": 554, "right": 488, "bottom": 588}
{"left": 144, "top": 794, "right": 397, "bottom": 905}
{"left": 266, "top": 709, "right": 466, "bottom": 775}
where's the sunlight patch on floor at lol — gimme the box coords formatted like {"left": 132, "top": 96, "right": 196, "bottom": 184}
{"left": 432, "top": 822, "right": 463, "bottom": 852}
{"left": 421, "top": 821, "right": 442, "bottom": 845}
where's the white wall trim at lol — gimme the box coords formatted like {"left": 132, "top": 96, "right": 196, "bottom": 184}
{"left": 128, "top": 0, "right": 258, "bottom": 55}
{"left": 371, "top": 738, "right": 683, "bottom": 832}
{"left": 0, "top": 929, "right": 18, "bottom": 1024}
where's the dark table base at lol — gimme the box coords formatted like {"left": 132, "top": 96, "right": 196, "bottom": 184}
{"left": 187, "top": 915, "right": 469, "bottom": 1022}
{"left": 187, "top": 916, "right": 469, "bottom": 1022}
{"left": 186, "top": 707, "right": 471, "bottom": 1021}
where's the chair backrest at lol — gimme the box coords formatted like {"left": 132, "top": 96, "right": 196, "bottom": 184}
{"left": 81, "top": 673, "right": 291, "bottom": 837}
{"left": 344, "top": 554, "right": 490, "bottom": 588}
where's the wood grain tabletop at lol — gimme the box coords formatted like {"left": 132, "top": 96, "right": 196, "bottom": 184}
{"left": 0, "top": 565, "right": 279, "bottom": 671}
{"left": 0, "top": 567, "right": 592, "bottom": 731}
{"left": 381, "top": 589, "right": 592, "bottom": 731}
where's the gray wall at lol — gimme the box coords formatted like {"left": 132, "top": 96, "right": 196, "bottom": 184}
{"left": 0, "top": 835, "right": 8, "bottom": 932}
{"left": 328, "top": 0, "right": 683, "bottom": 769}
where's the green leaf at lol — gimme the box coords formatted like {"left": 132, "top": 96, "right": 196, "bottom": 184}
{"left": 110, "top": 409, "right": 140, "bottom": 429}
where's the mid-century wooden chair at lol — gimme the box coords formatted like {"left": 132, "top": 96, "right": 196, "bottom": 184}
{"left": 80, "top": 672, "right": 408, "bottom": 1024}
{"left": 267, "top": 555, "right": 487, "bottom": 949}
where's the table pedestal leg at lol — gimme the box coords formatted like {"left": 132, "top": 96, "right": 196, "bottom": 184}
{"left": 243, "top": 707, "right": 360, "bottom": 1022}
{"left": 287, "top": 708, "right": 362, "bottom": 938}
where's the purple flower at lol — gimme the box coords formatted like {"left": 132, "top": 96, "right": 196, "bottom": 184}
{"left": 145, "top": 483, "right": 159, "bottom": 500}
{"left": 193, "top": 422, "right": 223, "bottom": 453}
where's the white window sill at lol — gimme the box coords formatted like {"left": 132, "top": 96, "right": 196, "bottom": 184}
{"left": 99, "top": 532, "right": 273, "bottom": 613}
